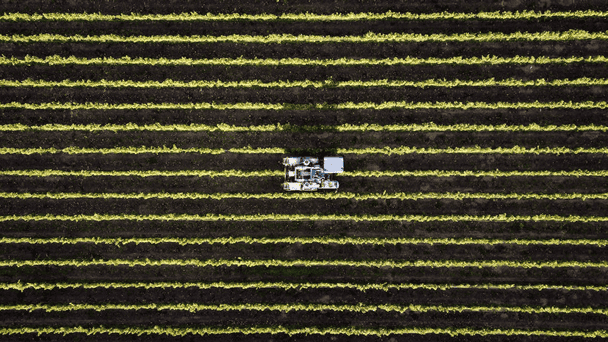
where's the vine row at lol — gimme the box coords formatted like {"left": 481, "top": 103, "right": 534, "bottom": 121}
{"left": 0, "top": 258, "right": 605, "bottom": 268}
{"left": 3, "top": 191, "right": 608, "bottom": 200}
{"left": 2, "top": 281, "right": 604, "bottom": 292}
{"left": 1, "top": 10, "right": 607, "bottom": 22}
{"left": 0, "top": 236, "right": 605, "bottom": 247}
{"left": 2, "top": 30, "right": 607, "bottom": 44}
{"left": 2, "top": 169, "right": 608, "bottom": 178}
{"left": 3, "top": 78, "right": 608, "bottom": 88}
{"left": 3, "top": 146, "right": 608, "bottom": 155}
{"left": 2, "top": 55, "right": 606, "bottom": 66}
{"left": 0, "top": 325, "right": 606, "bottom": 338}
{"left": 1, "top": 302, "right": 604, "bottom": 315}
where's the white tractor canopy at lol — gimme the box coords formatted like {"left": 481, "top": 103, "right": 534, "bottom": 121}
{"left": 323, "top": 157, "right": 344, "bottom": 173}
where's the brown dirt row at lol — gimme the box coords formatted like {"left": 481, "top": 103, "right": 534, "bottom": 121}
{"left": 0, "top": 240, "right": 603, "bottom": 263}
{"left": 0, "top": 219, "right": 605, "bottom": 240}
{"left": 1, "top": 41, "right": 604, "bottom": 59}
{"left": 4, "top": 65, "right": 608, "bottom": 83}
{"left": 2, "top": 108, "right": 608, "bottom": 127}
{"left": 2, "top": 153, "right": 607, "bottom": 172}
{"left": 4, "top": 19, "right": 608, "bottom": 36}
{"left": 2, "top": 175, "right": 608, "bottom": 195}
{"left": 0, "top": 264, "right": 603, "bottom": 286}
{"left": 4, "top": 86, "right": 607, "bottom": 104}
{"left": 0, "top": 310, "right": 604, "bottom": 331}
{"left": 2, "top": 131, "right": 608, "bottom": 150}
{"left": 4, "top": 286, "right": 606, "bottom": 308}
{"left": 6, "top": 0, "right": 608, "bottom": 15}
{"left": 2, "top": 196, "right": 608, "bottom": 217}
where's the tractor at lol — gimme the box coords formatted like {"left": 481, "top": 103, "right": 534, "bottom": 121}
{"left": 282, "top": 156, "right": 343, "bottom": 191}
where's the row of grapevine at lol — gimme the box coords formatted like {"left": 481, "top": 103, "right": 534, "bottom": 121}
{"left": 3, "top": 213, "right": 608, "bottom": 222}
{"left": 1, "top": 303, "right": 605, "bottom": 315}
{"left": 3, "top": 30, "right": 608, "bottom": 43}
{"left": 3, "top": 55, "right": 607, "bottom": 66}
{"left": 2, "top": 10, "right": 607, "bottom": 22}
{"left": 0, "top": 169, "right": 283, "bottom": 177}
{"left": 3, "top": 281, "right": 605, "bottom": 292}
{"left": 4, "top": 191, "right": 608, "bottom": 200}
{"left": 2, "top": 101, "right": 606, "bottom": 111}
{"left": 4, "top": 78, "right": 608, "bottom": 88}
{"left": 335, "top": 146, "right": 608, "bottom": 155}
{"left": 3, "top": 169, "right": 608, "bottom": 177}
{"left": 0, "top": 147, "right": 279, "bottom": 155}
{"left": 0, "top": 236, "right": 605, "bottom": 246}
{"left": 4, "top": 146, "right": 608, "bottom": 155}
{"left": 4, "top": 122, "right": 608, "bottom": 132}
{"left": 0, "top": 258, "right": 605, "bottom": 268}
{"left": 0, "top": 326, "right": 606, "bottom": 338}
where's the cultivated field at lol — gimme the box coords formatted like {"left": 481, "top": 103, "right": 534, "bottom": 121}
{"left": 0, "top": 0, "right": 607, "bottom": 340}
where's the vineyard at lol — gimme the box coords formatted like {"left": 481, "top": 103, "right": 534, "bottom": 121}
{"left": 1, "top": 0, "right": 608, "bottom": 340}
